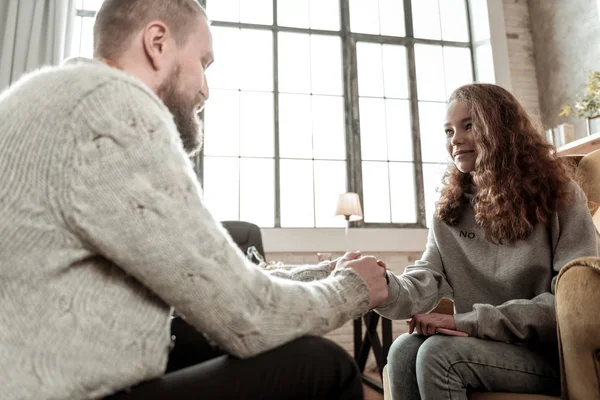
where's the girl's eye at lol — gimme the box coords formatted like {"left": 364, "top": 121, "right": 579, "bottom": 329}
{"left": 445, "top": 129, "right": 453, "bottom": 137}
{"left": 465, "top": 123, "right": 473, "bottom": 130}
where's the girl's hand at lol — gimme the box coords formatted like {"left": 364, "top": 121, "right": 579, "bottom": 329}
{"left": 333, "top": 251, "right": 362, "bottom": 270}
{"left": 407, "top": 312, "right": 456, "bottom": 336}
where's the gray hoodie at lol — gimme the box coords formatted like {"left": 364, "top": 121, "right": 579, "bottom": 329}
{"left": 377, "top": 181, "right": 597, "bottom": 344}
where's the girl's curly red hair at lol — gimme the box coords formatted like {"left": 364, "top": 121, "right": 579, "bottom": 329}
{"left": 435, "top": 83, "right": 573, "bottom": 243}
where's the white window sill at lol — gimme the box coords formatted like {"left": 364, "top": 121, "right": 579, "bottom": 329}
{"left": 261, "top": 228, "right": 429, "bottom": 253}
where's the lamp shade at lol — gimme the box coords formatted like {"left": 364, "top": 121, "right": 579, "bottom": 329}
{"left": 335, "top": 192, "right": 363, "bottom": 222}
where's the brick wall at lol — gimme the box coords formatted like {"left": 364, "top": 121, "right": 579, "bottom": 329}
{"left": 527, "top": 0, "right": 600, "bottom": 138}
{"left": 502, "top": 0, "right": 542, "bottom": 122}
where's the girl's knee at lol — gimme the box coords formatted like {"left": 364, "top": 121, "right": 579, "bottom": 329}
{"left": 414, "top": 335, "right": 471, "bottom": 380}
{"left": 387, "top": 333, "right": 427, "bottom": 371}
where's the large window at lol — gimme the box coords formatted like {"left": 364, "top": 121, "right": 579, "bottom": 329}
{"left": 72, "top": 0, "right": 479, "bottom": 229}
{"left": 203, "top": 0, "right": 474, "bottom": 228}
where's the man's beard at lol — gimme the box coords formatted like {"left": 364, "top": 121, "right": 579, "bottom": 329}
{"left": 158, "top": 64, "right": 204, "bottom": 156}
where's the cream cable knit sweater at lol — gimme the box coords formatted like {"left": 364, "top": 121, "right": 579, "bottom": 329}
{"left": 0, "top": 58, "right": 370, "bottom": 400}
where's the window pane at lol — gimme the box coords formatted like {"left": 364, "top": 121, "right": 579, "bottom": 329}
{"left": 79, "top": 16, "right": 95, "bottom": 59}
{"left": 310, "top": 0, "right": 341, "bottom": 31}
{"left": 208, "top": 27, "right": 240, "bottom": 90}
{"left": 411, "top": 0, "right": 441, "bottom": 40}
{"left": 362, "top": 162, "right": 391, "bottom": 223}
{"left": 415, "top": 44, "right": 446, "bottom": 101}
{"left": 280, "top": 160, "right": 315, "bottom": 227}
{"left": 82, "top": 0, "right": 103, "bottom": 11}
{"left": 379, "top": 0, "right": 405, "bottom": 36}
{"left": 357, "top": 42, "right": 384, "bottom": 98}
{"left": 204, "top": 90, "right": 240, "bottom": 156}
{"left": 314, "top": 161, "right": 347, "bottom": 227}
{"left": 422, "top": 163, "right": 448, "bottom": 226}
{"left": 279, "top": 94, "right": 312, "bottom": 158}
{"left": 207, "top": 0, "right": 239, "bottom": 23}
{"left": 311, "top": 35, "right": 343, "bottom": 95}
{"left": 475, "top": 43, "right": 495, "bottom": 83}
{"left": 239, "top": 92, "right": 274, "bottom": 157}
{"left": 386, "top": 99, "right": 413, "bottom": 162}
{"left": 240, "top": 158, "right": 275, "bottom": 227}
{"left": 312, "top": 96, "right": 346, "bottom": 160}
{"left": 70, "top": 16, "right": 82, "bottom": 57}
{"left": 419, "top": 101, "right": 449, "bottom": 163}
{"left": 278, "top": 33, "right": 310, "bottom": 94}
{"left": 240, "top": 0, "right": 273, "bottom": 24}
{"left": 440, "top": 0, "right": 469, "bottom": 42}
{"left": 469, "top": 0, "right": 490, "bottom": 41}
{"left": 382, "top": 45, "right": 409, "bottom": 99}
{"left": 349, "top": 0, "right": 379, "bottom": 34}
{"left": 240, "top": 29, "right": 273, "bottom": 91}
{"left": 359, "top": 98, "right": 388, "bottom": 161}
{"left": 277, "top": 0, "right": 310, "bottom": 28}
{"left": 203, "top": 157, "right": 240, "bottom": 221}
{"left": 389, "top": 162, "right": 417, "bottom": 223}
{"left": 444, "top": 47, "right": 473, "bottom": 97}
{"left": 208, "top": 28, "right": 273, "bottom": 92}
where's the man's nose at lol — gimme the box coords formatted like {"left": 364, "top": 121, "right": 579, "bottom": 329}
{"left": 201, "top": 77, "right": 210, "bottom": 101}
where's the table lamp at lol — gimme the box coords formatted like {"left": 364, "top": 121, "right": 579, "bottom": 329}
{"left": 335, "top": 192, "right": 363, "bottom": 251}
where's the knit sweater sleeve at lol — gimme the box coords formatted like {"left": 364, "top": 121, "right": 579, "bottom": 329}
{"left": 62, "top": 78, "right": 370, "bottom": 358}
{"left": 375, "top": 227, "right": 454, "bottom": 320}
{"left": 454, "top": 183, "right": 598, "bottom": 343}
{"left": 265, "top": 261, "right": 334, "bottom": 282}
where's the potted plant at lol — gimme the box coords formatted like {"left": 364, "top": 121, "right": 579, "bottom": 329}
{"left": 560, "top": 71, "right": 600, "bottom": 136}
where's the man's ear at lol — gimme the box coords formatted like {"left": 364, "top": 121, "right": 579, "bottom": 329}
{"left": 142, "top": 21, "right": 170, "bottom": 71}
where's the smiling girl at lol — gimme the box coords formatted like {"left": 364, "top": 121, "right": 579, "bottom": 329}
{"left": 377, "top": 83, "right": 597, "bottom": 399}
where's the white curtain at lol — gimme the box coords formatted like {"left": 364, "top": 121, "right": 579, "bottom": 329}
{"left": 0, "top": 0, "right": 75, "bottom": 91}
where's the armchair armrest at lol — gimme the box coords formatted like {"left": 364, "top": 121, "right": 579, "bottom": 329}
{"left": 556, "top": 257, "right": 600, "bottom": 400}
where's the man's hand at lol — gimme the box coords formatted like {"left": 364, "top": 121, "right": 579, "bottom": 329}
{"left": 408, "top": 313, "right": 456, "bottom": 336}
{"left": 337, "top": 252, "right": 388, "bottom": 309}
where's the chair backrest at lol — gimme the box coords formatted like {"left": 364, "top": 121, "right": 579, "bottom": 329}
{"left": 577, "top": 149, "right": 600, "bottom": 218}
{"left": 221, "top": 221, "right": 265, "bottom": 264}
{"left": 576, "top": 150, "right": 600, "bottom": 251}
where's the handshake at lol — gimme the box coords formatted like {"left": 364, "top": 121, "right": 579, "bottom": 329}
{"left": 331, "top": 251, "right": 389, "bottom": 310}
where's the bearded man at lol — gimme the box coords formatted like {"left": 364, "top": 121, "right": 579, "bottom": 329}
{"left": 0, "top": 0, "right": 389, "bottom": 399}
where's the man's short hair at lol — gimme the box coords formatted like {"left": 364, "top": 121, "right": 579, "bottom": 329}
{"left": 94, "top": 0, "right": 206, "bottom": 59}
